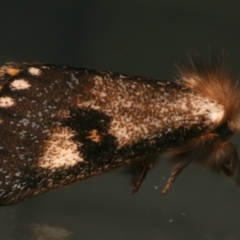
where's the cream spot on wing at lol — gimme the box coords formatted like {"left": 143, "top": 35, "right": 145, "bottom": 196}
{"left": 0, "top": 97, "right": 15, "bottom": 107}
{"left": 10, "top": 79, "right": 31, "bottom": 90}
{"left": 28, "top": 67, "right": 41, "bottom": 76}
{"left": 38, "top": 127, "right": 84, "bottom": 169}
{"left": 188, "top": 97, "right": 225, "bottom": 124}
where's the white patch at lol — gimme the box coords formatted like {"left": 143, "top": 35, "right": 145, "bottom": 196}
{"left": 10, "top": 79, "right": 31, "bottom": 90}
{"left": 190, "top": 97, "right": 224, "bottom": 124}
{"left": 28, "top": 67, "right": 41, "bottom": 76}
{"left": 175, "top": 95, "right": 225, "bottom": 124}
{"left": 38, "top": 127, "right": 84, "bottom": 169}
{"left": 0, "top": 97, "right": 15, "bottom": 107}
{"left": 206, "top": 103, "right": 224, "bottom": 123}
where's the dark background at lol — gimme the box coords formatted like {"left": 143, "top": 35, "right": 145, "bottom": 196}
{"left": 0, "top": 1, "right": 240, "bottom": 240}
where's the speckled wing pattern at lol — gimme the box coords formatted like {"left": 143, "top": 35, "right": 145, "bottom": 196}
{"left": 0, "top": 60, "right": 238, "bottom": 205}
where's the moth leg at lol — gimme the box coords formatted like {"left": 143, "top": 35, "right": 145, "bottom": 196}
{"left": 130, "top": 156, "right": 157, "bottom": 193}
{"left": 212, "top": 142, "right": 240, "bottom": 185}
{"left": 162, "top": 161, "right": 189, "bottom": 194}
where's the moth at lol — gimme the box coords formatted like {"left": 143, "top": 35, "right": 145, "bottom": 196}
{"left": 0, "top": 56, "right": 239, "bottom": 205}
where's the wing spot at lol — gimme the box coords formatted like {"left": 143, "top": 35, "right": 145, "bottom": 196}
{"left": 0, "top": 97, "right": 15, "bottom": 107}
{"left": 10, "top": 79, "right": 31, "bottom": 90}
{"left": 38, "top": 127, "right": 84, "bottom": 169}
{"left": 28, "top": 67, "right": 41, "bottom": 76}
{"left": 86, "top": 129, "right": 101, "bottom": 143}
{"left": 7, "top": 68, "right": 20, "bottom": 76}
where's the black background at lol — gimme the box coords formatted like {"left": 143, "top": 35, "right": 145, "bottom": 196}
{"left": 0, "top": 1, "right": 240, "bottom": 240}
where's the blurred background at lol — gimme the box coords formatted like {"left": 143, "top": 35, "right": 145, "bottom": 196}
{"left": 0, "top": 1, "right": 240, "bottom": 239}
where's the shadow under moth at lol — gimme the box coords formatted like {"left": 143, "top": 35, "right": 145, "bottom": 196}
{"left": 0, "top": 55, "right": 239, "bottom": 205}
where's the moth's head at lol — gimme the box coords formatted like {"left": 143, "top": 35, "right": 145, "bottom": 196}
{"left": 177, "top": 54, "right": 240, "bottom": 134}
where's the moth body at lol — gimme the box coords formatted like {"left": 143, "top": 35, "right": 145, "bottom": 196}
{"left": 0, "top": 57, "right": 239, "bottom": 205}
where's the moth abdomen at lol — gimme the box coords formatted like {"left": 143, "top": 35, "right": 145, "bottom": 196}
{"left": 0, "top": 56, "right": 239, "bottom": 205}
